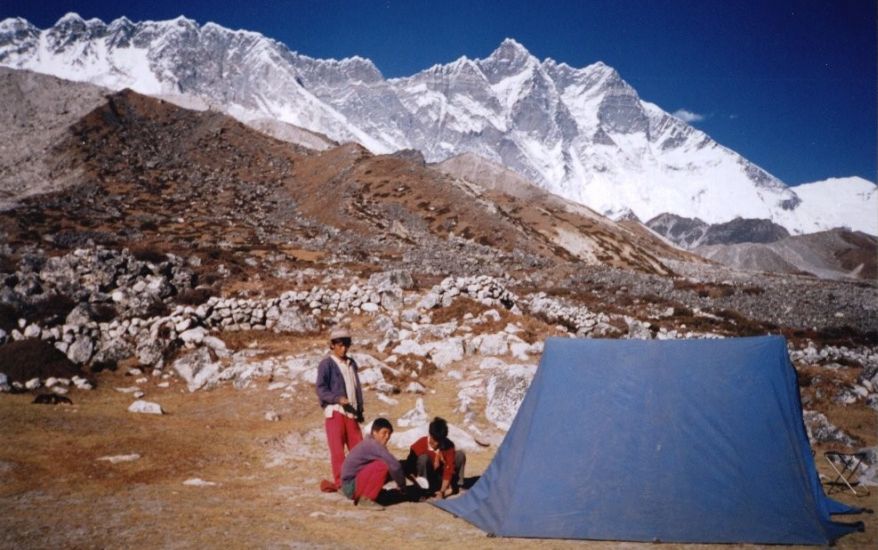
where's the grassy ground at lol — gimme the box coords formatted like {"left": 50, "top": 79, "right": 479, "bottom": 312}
{"left": 1, "top": 365, "right": 875, "bottom": 549}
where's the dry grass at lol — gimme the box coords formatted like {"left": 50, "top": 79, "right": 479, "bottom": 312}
{"left": 0, "top": 362, "right": 874, "bottom": 549}
{"left": 430, "top": 297, "right": 493, "bottom": 325}
{"left": 784, "top": 325, "right": 878, "bottom": 348}
{"left": 672, "top": 279, "right": 736, "bottom": 299}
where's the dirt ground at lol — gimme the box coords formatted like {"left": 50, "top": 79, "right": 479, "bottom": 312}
{"left": 1, "top": 366, "right": 875, "bottom": 550}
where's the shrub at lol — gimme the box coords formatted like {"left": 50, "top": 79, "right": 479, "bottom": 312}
{"left": 90, "top": 359, "right": 117, "bottom": 373}
{"left": 673, "top": 306, "right": 693, "bottom": 317}
{"left": 430, "top": 297, "right": 491, "bottom": 325}
{"left": 26, "top": 294, "right": 76, "bottom": 325}
{"left": 0, "top": 339, "right": 82, "bottom": 383}
{"left": 0, "top": 255, "right": 16, "bottom": 273}
{"left": 796, "top": 325, "right": 878, "bottom": 347}
{"left": 143, "top": 299, "right": 170, "bottom": 318}
{"left": 174, "top": 287, "right": 215, "bottom": 306}
{"left": 0, "top": 303, "right": 19, "bottom": 332}
{"left": 199, "top": 272, "right": 225, "bottom": 286}
{"left": 716, "top": 309, "right": 776, "bottom": 336}
{"left": 91, "top": 303, "right": 118, "bottom": 323}
{"left": 672, "top": 280, "right": 735, "bottom": 299}
{"left": 131, "top": 247, "right": 167, "bottom": 264}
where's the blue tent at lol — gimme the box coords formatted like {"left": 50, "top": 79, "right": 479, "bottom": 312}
{"left": 435, "top": 336, "right": 862, "bottom": 544}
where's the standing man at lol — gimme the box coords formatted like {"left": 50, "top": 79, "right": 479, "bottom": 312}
{"left": 340, "top": 417, "right": 407, "bottom": 509}
{"left": 316, "top": 327, "right": 364, "bottom": 492}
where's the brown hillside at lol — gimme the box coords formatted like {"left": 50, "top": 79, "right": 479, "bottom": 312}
{"left": 2, "top": 88, "right": 682, "bottom": 281}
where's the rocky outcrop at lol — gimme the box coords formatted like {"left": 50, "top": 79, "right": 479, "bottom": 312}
{"left": 647, "top": 214, "right": 790, "bottom": 249}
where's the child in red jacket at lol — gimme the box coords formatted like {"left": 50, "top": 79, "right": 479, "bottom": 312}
{"left": 404, "top": 417, "right": 466, "bottom": 499}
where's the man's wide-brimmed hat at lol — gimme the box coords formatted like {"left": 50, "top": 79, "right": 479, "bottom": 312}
{"left": 329, "top": 327, "right": 352, "bottom": 340}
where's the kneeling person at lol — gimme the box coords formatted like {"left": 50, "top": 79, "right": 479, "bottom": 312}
{"left": 404, "top": 416, "right": 466, "bottom": 499}
{"left": 340, "top": 417, "right": 406, "bottom": 507}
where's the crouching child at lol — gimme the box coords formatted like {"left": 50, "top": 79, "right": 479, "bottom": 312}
{"left": 340, "top": 417, "right": 406, "bottom": 508}
{"left": 404, "top": 416, "right": 466, "bottom": 499}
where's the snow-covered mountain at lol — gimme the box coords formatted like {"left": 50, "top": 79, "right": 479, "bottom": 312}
{"left": 774, "top": 177, "right": 877, "bottom": 235}
{"left": 1, "top": 13, "right": 875, "bottom": 236}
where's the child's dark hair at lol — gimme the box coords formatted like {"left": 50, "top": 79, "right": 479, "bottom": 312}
{"left": 428, "top": 416, "right": 448, "bottom": 442}
{"left": 372, "top": 417, "right": 393, "bottom": 434}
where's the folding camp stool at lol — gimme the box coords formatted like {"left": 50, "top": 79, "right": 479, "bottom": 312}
{"left": 823, "top": 451, "right": 870, "bottom": 497}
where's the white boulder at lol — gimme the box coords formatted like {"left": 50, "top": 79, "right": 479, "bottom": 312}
{"left": 179, "top": 327, "right": 206, "bottom": 346}
{"left": 66, "top": 335, "right": 95, "bottom": 365}
{"left": 173, "top": 347, "right": 224, "bottom": 392}
{"left": 428, "top": 338, "right": 465, "bottom": 368}
{"left": 397, "top": 397, "right": 429, "bottom": 427}
{"left": 128, "top": 400, "right": 164, "bottom": 415}
{"left": 485, "top": 364, "right": 537, "bottom": 431}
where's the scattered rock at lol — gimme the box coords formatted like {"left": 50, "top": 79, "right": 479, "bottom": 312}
{"left": 173, "top": 347, "right": 224, "bottom": 392}
{"left": 856, "top": 447, "right": 878, "bottom": 487}
{"left": 182, "top": 478, "right": 218, "bottom": 487}
{"left": 66, "top": 335, "right": 94, "bottom": 364}
{"left": 97, "top": 453, "right": 141, "bottom": 464}
{"left": 128, "top": 400, "right": 164, "bottom": 415}
{"left": 803, "top": 410, "right": 859, "bottom": 447}
{"left": 397, "top": 398, "right": 428, "bottom": 427}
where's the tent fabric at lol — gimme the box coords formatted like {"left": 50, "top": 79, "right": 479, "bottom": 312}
{"left": 435, "top": 335, "right": 861, "bottom": 545}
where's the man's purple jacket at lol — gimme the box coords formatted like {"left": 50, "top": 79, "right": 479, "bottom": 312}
{"left": 315, "top": 355, "right": 364, "bottom": 417}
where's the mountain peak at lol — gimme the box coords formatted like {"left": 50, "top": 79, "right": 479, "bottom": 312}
{"left": 53, "top": 12, "right": 104, "bottom": 28}
{"left": 106, "top": 16, "right": 134, "bottom": 32}
{"left": 55, "top": 12, "right": 85, "bottom": 25}
{"left": 167, "top": 15, "right": 199, "bottom": 28}
{"left": 490, "top": 38, "right": 531, "bottom": 60}
{"left": 108, "top": 15, "right": 133, "bottom": 26}
{"left": 478, "top": 38, "right": 537, "bottom": 83}
{"left": 0, "top": 16, "right": 34, "bottom": 32}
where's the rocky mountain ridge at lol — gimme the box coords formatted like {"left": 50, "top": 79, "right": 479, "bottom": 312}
{"left": 694, "top": 229, "right": 878, "bottom": 281}
{"left": 646, "top": 212, "right": 877, "bottom": 281}
{"left": 646, "top": 214, "right": 791, "bottom": 250}
{"left": 2, "top": 13, "right": 875, "bottom": 236}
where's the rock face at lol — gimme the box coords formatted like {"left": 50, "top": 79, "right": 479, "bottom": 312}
{"left": 647, "top": 214, "right": 877, "bottom": 281}
{"left": 3, "top": 16, "right": 875, "bottom": 235}
{"left": 485, "top": 364, "right": 537, "bottom": 431}
{"left": 647, "top": 214, "right": 790, "bottom": 249}
{"left": 694, "top": 229, "right": 878, "bottom": 281}
{"left": 0, "top": 66, "right": 109, "bottom": 208}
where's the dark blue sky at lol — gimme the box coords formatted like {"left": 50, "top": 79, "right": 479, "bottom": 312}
{"left": 3, "top": 0, "right": 875, "bottom": 185}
